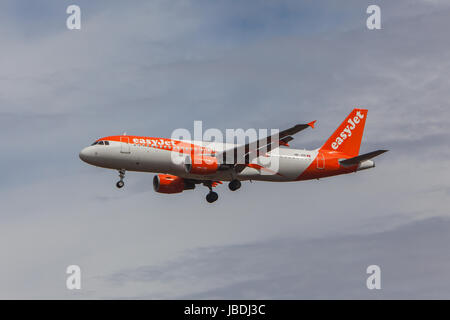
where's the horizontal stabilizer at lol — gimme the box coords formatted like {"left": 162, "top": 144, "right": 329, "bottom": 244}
{"left": 339, "top": 149, "right": 388, "bottom": 166}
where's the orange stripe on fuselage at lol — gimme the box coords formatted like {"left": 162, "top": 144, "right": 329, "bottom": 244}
{"left": 296, "top": 150, "right": 357, "bottom": 181}
{"left": 98, "top": 136, "right": 215, "bottom": 156}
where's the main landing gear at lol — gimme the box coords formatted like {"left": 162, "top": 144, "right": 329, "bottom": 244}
{"left": 203, "top": 179, "right": 241, "bottom": 203}
{"left": 206, "top": 191, "right": 219, "bottom": 203}
{"left": 203, "top": 181, "right": 219, "bottom": 203}
{"left": 228, "top": 179, "right": 241, "bottom": 191}
{"left": 116, "top": 169, "right": 125, "bottom": 188}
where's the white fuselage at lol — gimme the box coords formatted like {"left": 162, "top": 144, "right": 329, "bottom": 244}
{"left": 79, "top": 139, "right": 318, "bottom": 182}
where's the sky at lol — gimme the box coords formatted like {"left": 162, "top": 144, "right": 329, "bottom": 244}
{"left": 0, "top": 0, "right": 449, "bottom": 299}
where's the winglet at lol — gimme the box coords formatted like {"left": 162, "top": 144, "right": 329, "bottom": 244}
{"left": 308, "top": 120, "right": 316, "bottom": 129}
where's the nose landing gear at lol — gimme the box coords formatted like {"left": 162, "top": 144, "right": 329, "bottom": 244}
{"left": 116, "top": 181, "right": 124, "bottom": 188}
{"left": 116, "top": 169, "right": 126, "bottom": 188}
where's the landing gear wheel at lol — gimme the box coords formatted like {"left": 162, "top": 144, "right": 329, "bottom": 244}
{"left": 228, "top": 179, "right": 241, "bottom": 191}
{"left": 206, "top": 191, "right": 218, "bottom": 203}
{"left": 116, "top": 169, "right": 126, "bottom": 189}
{"left": 116, "top": 181, "right": 124, "bottom": 188}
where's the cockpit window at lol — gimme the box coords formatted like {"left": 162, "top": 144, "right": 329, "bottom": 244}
{"left": 91, "top": 140, "right": 109, "bottom": 146}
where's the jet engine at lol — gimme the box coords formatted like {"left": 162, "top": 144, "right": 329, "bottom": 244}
{"left": 153, "top": 174, "right": 195, "bottom": 194}
{"left": 184, "top": 156, "right": 219, "bottom": 175}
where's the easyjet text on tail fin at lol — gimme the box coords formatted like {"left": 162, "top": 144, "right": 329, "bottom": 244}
{"left": 320, "top": 108, "right": 368, "bottom": 157}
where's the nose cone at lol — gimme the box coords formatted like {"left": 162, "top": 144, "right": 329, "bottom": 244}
{"left": 79, "top": 147, "right": 93, "bottom": 163}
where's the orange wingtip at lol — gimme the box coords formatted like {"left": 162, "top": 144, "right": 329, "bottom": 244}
{"left": 308, "top": 120, "right": 316, "bottom": 129}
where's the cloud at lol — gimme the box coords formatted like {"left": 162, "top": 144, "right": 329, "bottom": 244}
{"left": 0, "top": 0, "right": 449, "bottom": 298}
{"left": 103, "top": 217, "right": 450, "bottom": 299}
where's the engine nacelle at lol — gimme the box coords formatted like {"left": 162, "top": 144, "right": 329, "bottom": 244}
{"left": 153, "top": 174, "right": 195, "bottom": 194}
{"left": 185, "top": 156, "right": 219, "bottom": 175}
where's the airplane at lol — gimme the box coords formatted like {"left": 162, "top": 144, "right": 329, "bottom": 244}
{"left": 79, "top": 109, "right": 387, "bottom": 203}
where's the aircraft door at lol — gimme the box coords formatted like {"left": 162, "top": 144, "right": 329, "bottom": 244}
{"left": 316, "top": 152, "right": 325, "bottom": 169}
{"left": 120, "top": 136, "right": 131, "bottom": 153}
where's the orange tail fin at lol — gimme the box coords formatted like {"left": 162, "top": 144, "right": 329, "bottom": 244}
{"left": 320, "top": 108, "right": 368, "bottom": 157}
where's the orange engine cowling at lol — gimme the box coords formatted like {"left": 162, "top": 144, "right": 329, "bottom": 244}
{"left": 185, "top": 156, "right": 219, "bottom": 175}
{"left": 153, "top": 174, "right": 195, "bottom": 194}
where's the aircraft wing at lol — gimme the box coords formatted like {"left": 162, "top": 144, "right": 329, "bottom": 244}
{"left": 219, "top": 121, "right": 316, "bottom": 165}
{"left": 339, "top": 149, "right": 388, "bottom": 166}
